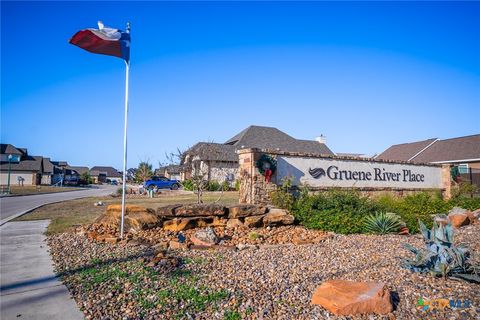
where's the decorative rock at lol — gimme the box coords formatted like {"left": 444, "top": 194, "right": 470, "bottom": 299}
{"left": 97, "top": 204, "right": 161, "bottom": 232}
{"left": 156, "top": 204, "right": 183, "bottom": 217}
{"left": 448, "top": 213, "right": 470, "bottom": 228}
{"left": 163, "top": 218, "right": 196, "bottom": 232}
{"left": 190, "top": 227, "right": 218, "bottom": 247}
{"left": 263, "top": 209, "right": 294, "bottom": 226}
{"left": 210, "top": 217, "right": 228, "bottom": 227}
{"left": 449, "top": 207, "right": 468, "bottom": 215}
{"left": 311, "top": 280, "right": 393, "bottom": 315}
{"left": 244, "top": 215, "right": 265, "bottom": 228}
{"left": 228, "top": 205, "right": 267, "bottom": 218}
{"left": 226, "top": 218, "right": 244, "bottom": 229}
{"left": 236, "top": 243, "right": 257, "bottom": 250}
{"left": 104, "top": 237, "right": 119, "bottom": 244}
{"left": 173, "top": 204, "right": 226, "bottom": 217}
{"left": 168, "top": 240, "right": 188, "bottom": 250}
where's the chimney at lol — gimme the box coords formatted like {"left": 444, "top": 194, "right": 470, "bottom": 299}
{"left": 315, "top": 134, "right": 327, "bottom": 144}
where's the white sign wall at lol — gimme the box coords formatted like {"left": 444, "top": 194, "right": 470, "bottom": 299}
{"left": 277, "top": 156, "right": 443, "bottom": 189}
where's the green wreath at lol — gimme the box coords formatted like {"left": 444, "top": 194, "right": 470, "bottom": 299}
{"left": 256, "top": 154, "right": 277, "bottom": 175}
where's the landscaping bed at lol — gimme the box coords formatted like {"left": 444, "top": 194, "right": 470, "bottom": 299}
{"left": 48, "top": 223, "right": 480, "bottom": 319}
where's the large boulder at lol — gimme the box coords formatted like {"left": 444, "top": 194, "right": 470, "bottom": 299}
{"left": 311, "top": 280, "right": 393, "bottom": 315}
{"left": 97, "top": 204, "right": 161, "bottom": 232}
{"left": 228, "top": 205, "right": 267, "bottom": 218}
{"left": 173, "top": 204, "right": 226, "bottom": 217}
{"left": 190, "top": 227, "right": 219, "bottom": 247}
{"left": 226, "top": 218, "right": 244, "bottom": 229}
{"left": 156, "top": 204, "right": 183, "bottom": 217}
{"left": 263, "top": 209, "right": 294, "bottom": 226}
{"left": 243, "top": 215, "right": 265, "bottom": 228}
{"left": 448, "top": 212, "right": 470, "bottom": 228}
{"left": 163, "top": 218, "right": 197, "bottom": 231}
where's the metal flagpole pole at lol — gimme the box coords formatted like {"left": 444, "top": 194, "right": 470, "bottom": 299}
{"left": 120, "top": 22, "right": 131, "bottom": 239}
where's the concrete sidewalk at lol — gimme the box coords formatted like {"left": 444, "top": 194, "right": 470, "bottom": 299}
{"left": 0, "top": 220, "right": 83, "bottom": 320}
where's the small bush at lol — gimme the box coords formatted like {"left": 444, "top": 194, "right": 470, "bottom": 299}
{"left": 377, "top": 192, "right": 449, "bottom": 233}
{"left": 221, "top": 181, "right": 230, "bottom": 191}
{"left": 182, "top": 179, "right": 194, "bottom": 191}
{"left": 270, "top": 177, "right": 295, "bottom": 210}
{"left": 206, "top": 181, "right": 221, "bottom": 191}
{"left": 448, "top": 197, "right": 480, "bottom": 211}
{"left": 234, "top": 179, "right": 240, "bottom": 192}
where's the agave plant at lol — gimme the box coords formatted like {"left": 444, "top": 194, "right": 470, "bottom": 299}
{"left": 401, "top": 219, "right": 480, "bottom": 283}
{"left": 363, "top": 212, "right": 403, "bottom": 234}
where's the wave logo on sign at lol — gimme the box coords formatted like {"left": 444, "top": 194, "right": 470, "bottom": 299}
{"left": 309, "top": 168, "right": 325, "bottom": 179}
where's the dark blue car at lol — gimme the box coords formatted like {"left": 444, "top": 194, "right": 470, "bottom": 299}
{"left": 144, "top": 176, "right": 180, "bottom": 190}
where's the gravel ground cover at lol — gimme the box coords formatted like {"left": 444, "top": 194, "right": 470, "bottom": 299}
{"left": 48, "top": 223, "right": 480, "bottom": 320}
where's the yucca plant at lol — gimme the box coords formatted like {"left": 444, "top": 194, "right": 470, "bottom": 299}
{"left": 363, "top": 212, "right": 403, "bottom": 234}
{"left": 401, "top": 219, "right": 480, "bottom": 283}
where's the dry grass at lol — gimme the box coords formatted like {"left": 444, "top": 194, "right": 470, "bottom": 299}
{"left": 15, "top": 191, "right": 240, "bottom": 235}
{"left": 1, "top": 185, "right": 82, "bottom": 196}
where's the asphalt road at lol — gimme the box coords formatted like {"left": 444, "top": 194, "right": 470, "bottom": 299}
{"left": 0, "top": 185, "right": 116, "bottom": 225}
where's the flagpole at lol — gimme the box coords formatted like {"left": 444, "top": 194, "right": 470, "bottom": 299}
{"left": 120, "top": 22, "right": 131, "bottom": 239}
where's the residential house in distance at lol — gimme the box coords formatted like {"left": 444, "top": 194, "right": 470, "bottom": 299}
{"left": 90, "top": 166, "right": 122, "bottom": 183}
{"left": 51, "top": 161, "right": 82, "bottom": 185}
{"left": 181, "top": 125, "right": 335, "bottom": 182}
{"left": 0, "top": 144, "right": 55, "bottom": 185}
{"left": 156, "top": 165, "right": 182, "bottom": 181}
{"left": 376, "top": 134, "right": 480, "bottom": 186}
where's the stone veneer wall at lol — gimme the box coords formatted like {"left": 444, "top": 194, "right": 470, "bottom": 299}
{"left": 238, "top": 149, "right": 452, "bottom": 205}
{"left": 238, "top": 150, "right": 277, "bottom": 205}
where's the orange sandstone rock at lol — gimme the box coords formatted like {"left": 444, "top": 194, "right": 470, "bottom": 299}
{"left": 311, "top": 280, "right": 393, "bottom": 316}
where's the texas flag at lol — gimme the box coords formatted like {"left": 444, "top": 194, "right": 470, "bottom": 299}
{"left": 69, "top": 21, "right": 130, "bottom": 61}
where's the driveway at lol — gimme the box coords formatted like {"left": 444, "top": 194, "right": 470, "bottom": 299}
{"left": 0, "top": 185, "right": 116, "bottom": 225}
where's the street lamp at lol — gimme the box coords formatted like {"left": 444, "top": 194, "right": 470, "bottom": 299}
{"left": 6, "top": 154, "right": 12, "bottom": 194}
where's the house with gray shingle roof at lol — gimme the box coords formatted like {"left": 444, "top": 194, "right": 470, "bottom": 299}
{"left": 376, "top": 134, "right": 480, "bottom": 186}
{"left": 0, "top": 144, "right": 55, "bottom": 185}
{"left": 181, "top": 125, "right": 334, "bottom": 182}
{"left": 90, "top": 166, "right": 122, "bottom": 184}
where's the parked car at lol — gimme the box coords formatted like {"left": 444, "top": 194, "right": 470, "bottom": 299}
{"left": 144, "top": 176, "right": 180, "bottom": 190}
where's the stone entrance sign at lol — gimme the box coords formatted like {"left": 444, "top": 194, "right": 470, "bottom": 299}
{"left": 237, "top": 148, "right": 452, "bottom": 205}
{"left": 277, "top": 156, "right": 443, "bottom": 189}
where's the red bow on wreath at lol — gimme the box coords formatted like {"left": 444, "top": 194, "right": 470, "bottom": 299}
{"left": 264, "top": 169, "right": 273, "bottom": 183}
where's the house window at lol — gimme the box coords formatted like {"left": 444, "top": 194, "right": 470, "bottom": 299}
{"left": 458, "top": 164, "right": 469, "bottom": 174}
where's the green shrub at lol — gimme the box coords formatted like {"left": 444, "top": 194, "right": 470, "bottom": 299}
{"left": 182, "top": 179, "right": 194, "bottom": 191}
{"left": 234, "top": 179, "right": 240, "bottom": 192}
{"left": 377, "top": 192, "right": 449, "bottom": 233}
{"left": 221, "top": 181, "right": 230, "bottom": 191}
{"left": 451, "top": 182, "right": 479, "bottom": 199}
{"left": 363, "top": 212, "right": 403, "bottom": 234}
{"left": 292, "top": 189, "right": 380, "bottom": 234}
{"left": 206, "top": 181, "right": 221, "bottom": 191}
{"left": 270, "top": 177, "right": 295, "bottom": 211}
{"left": 448, "top": 197, "right": 480, "bottom": 211}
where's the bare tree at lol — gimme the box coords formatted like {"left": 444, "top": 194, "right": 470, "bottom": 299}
{"left": 181, "top": 142, "right": 238, "bottom": 203}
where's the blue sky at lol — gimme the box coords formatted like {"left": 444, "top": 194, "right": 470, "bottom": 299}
{"left": 2, "top": 1, "right": 479, "bottom": 169}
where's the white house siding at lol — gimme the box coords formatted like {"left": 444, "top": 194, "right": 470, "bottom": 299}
{"left": 0, "top": 172, "right": 34, "bottom": 185}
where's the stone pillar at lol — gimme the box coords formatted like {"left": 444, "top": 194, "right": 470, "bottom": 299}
{"left": 441, "top": 164, "right": 452, "bottom": 200}
{"left": 238, "top": 149, "right": 255, "bottom": 204}
{"left": 237, "top": 149, "right": 277, "bottom": 205}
